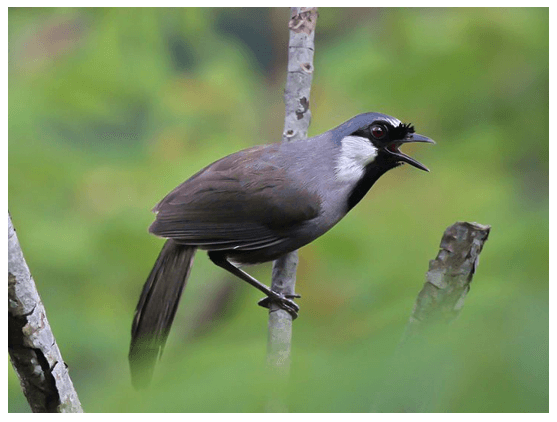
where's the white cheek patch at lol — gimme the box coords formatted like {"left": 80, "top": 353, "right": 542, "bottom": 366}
{"left": 335, "top": 136, "right": 378, "bottom": 181}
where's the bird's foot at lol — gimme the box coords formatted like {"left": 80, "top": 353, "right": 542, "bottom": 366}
{"left": 258, "top": 293, "right": 301, "bottom": 320}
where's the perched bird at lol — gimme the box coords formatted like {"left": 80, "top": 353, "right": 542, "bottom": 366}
{"left": 129, "top": 112, "right": 434, "bottom": 387}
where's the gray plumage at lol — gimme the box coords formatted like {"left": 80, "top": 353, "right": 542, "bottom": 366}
{"left": 129, "top": 112, "right": 433, "bottom": 388}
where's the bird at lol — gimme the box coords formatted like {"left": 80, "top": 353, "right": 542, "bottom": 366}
{"left": 129, "top": 112, "right": 434, "bottom": 387}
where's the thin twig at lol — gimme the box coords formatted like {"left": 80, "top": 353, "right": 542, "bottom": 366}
{"left": 8, "top": 213, "right": 83, "bottom": 413}
{"left": 267, "top": 7, "right": 318, "bottom": 372}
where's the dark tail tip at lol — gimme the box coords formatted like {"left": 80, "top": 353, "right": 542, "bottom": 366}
{"left": 129, "top": 241, "right": 195, "bottom": 388}
{"left": 129, "top": 339, "right": 159, "bottom": 389}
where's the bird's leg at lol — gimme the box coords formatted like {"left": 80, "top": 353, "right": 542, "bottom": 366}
{"left": 208, "top": 252, "right": 299, "bottom": 319}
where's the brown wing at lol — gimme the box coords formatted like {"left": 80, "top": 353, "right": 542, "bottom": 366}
{"left": 149, "top": 144, "right": 321, "bottom": 251}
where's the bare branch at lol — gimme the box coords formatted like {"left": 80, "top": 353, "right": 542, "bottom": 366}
{"left": 401, "top": 221, "right": 491, "bottom": 343}
{"left": 8, "top": 213, "right": 83, "bottom": 413}
{"left": 267, "top": 6, "right": 318, "bottom": 370}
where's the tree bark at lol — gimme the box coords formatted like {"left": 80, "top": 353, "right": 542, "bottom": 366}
{"left": 401, "top": 221, "right": 491, "bottom": 343}
{"left": 266, "top": 7, "right": 318, "bottom": 373}
{"left": 8, "top": 213, "right": 83, "bottom": 413}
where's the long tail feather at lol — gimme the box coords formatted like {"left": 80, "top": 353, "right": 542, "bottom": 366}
{"left": 129, "top": 240, "right": 196, "bottom": 388}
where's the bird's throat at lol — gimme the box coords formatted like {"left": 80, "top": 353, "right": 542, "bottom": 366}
{"left": 346, "top": 160, "right": 399, "bottom": 212}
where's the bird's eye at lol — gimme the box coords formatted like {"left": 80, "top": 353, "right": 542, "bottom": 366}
{"left": 371, "top": 125, "right": 387, "bottom": 139}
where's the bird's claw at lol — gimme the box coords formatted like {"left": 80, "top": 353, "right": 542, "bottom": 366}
{"left": 258, "top": 293, "right": 300, "bottom": 319}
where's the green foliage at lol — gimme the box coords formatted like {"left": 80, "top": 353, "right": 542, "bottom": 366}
{"left": 9, "top": 8, "right": 548, "bottom": 412}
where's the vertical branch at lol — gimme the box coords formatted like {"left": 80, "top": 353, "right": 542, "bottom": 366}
{"left": 267, "top": 7, "right": 318, "bottom": 371}
{"left": 8, "top": 213, "right": 83, "bottom": 413}
{"left": 280, "top": 7, "right": 317, "bottom": 144}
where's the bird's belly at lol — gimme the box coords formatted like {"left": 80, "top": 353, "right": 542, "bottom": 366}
{"left": 221, "top": 239, "right": 303, "bottom": 265}
{"left": 221, "top": 213, "right": 344, "bottom": 266}
{"left": 205, "top": 183, "right": 352, "bottom": 266}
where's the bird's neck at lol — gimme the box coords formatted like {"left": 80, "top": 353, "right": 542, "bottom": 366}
{"left": 346, "top": 160, "right": 400, "bottom": 212}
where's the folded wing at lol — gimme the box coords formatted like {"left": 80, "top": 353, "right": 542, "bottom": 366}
{"left": 149, "top": 145, "right": 321, "bottom": 251}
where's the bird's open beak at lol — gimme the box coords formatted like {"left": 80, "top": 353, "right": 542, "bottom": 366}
{"left": 386, "top": 133, "right": 435, "bottom": 172}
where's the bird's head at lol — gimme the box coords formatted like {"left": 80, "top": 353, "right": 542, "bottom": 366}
{"left": 334, "top": 112, "right": 434, "bottom": 182}
{"left": 353, "top": 117, "right": 434, "bottom": 171}
{"left": 332, "top": 112, "right": 434, "bottom": 210}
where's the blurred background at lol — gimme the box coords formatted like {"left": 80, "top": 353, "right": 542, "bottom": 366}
{"left": 8, "top": 7, "right": 548, "bottom": 412}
